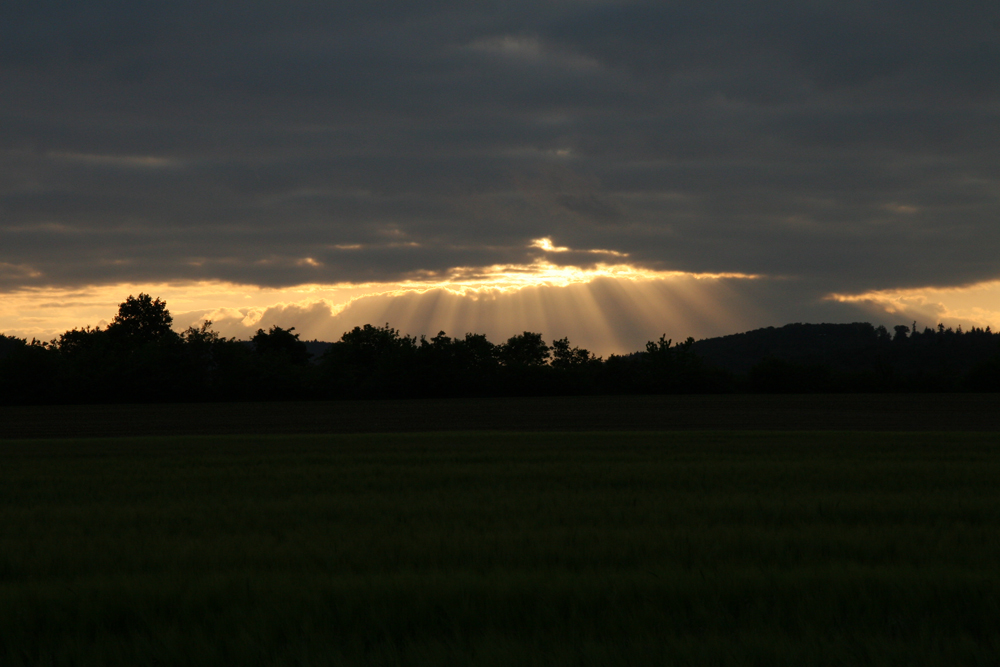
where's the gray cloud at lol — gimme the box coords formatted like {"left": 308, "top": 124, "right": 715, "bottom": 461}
{"left": 2, "top": 1, "right": 999, "bottom": 321}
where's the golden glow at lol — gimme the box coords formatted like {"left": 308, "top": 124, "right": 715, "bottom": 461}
{"left": 0, "top": 263, "right": 761, "bottom": 350}
{"left": 392, "top": 257, "right": 758, "bottom": 297}
{"left": 0, "top": 237, "right": 762, "bottom": 353}
{"left": 530, "top": 237, "right": 629, "bottom": 257}
{"left": 531, "top": 237, "right": 569, "bottom": 252}
{"left": 828, "top": 280, "right": 1000, "bottom": 329}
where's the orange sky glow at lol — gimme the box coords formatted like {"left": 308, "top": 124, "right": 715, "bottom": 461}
{"left": 4, "top": 238, "right": 1000, "bottom": 355}
{"left": 828, "top": 281, "right": 1000, "bottom": 332}
{"left": 0, "top": 240, "right": 765, "bottom": 354}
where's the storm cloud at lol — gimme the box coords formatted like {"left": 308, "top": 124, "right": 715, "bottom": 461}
{"left": 2, "top": 1, "right": 999, "bottom": 335}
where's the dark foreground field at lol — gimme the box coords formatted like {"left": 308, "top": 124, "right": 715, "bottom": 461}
{"left": 4, "top": 393, "right": 1000, "bottom": 438}
{"left": 3, "top": 431, "right": 1000, "bottom": 665}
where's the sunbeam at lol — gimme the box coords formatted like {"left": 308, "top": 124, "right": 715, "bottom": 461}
{"left": 0, "top": 237, "right": 772, "bottom": 353}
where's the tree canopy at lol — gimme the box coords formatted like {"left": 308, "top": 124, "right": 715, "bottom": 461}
{"left": 2, "top": 296, "right": 1000, "bottom": 405}
{"left": 106, "top": 293, "right": 175, "bottom": 349}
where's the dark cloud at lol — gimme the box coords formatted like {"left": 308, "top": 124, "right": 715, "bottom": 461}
{"left": 2, "top": 0, "right": 999, "bottom": 312}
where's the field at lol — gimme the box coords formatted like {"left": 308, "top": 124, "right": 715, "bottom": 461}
{"left": 3, "top": 429, "right": 1000, "bottom": 665}
{"left": 3, "top": 393, "right": 1000, "bottom": 438}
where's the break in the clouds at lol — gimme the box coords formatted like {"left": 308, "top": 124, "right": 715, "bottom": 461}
{"left": 2, "top": 1, "right": 1000, "bottom": 343}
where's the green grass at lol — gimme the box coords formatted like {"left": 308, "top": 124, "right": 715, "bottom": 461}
{"left": 3, "top": 431, "right": 1000, "bottom": 665}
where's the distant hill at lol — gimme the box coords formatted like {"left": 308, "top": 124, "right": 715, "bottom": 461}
{"left": 303, "top": 340, "right": 334, "bottom": 360}
{"left": 236, "top": 322, "right": 1000, "bottom": 394}
{"left": 691, "top": 321, "right": 1000, "bottom": 392}
{"left": 691, "top": 322, "right": 885, "bottom": 375}
{"left": 4, "top": 318, "right": 999, "bottom": 404}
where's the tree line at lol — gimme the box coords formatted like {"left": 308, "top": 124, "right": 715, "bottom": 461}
{"left": 1, "top": 295, "right": 999, "bottom": 404}
{"left": 693, "top": 321, "right": 1000, "bottom": 393}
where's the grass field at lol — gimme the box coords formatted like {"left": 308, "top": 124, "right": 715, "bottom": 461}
{"left": 3, "top": 393, "right": 1000, "bottom": 438}
{"left": 3, "top": 430, "right": 1000, "bottom": 665}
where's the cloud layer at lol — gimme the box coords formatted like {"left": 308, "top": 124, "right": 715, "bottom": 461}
{"left": 2, "top": 1, "right": 999, "bottom": 338}
{"left": 175, "top": 274, "right": 891, "bottom": 356}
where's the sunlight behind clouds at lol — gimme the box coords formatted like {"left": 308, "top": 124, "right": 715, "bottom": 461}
{"left": 174, "top": 274, "right": 768, "bottom": 356}
{"left": 829, "top": 281, "right": 1000, "bottom": 332}
{"left": 0, "top": 237, "right": 763, "bottom": 354}
{"left": 8, "top": 236, "right": 999, "bottom": 354}
{"left": 7, "top": 240, "right": 1000, "bottom": 354}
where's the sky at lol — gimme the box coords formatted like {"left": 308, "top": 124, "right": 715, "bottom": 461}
{"left": 2, "top": 1, "right": 999, "bottom": 354}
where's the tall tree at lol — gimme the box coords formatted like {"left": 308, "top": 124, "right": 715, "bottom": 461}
{"left": 498, "top": 332, "right": 550, "bottom": 367}
{"left": 252, "top": 325, "right": 311, "bottom": 365}
{"left": 106, "top": 293, "right": 175, "bottom": 349}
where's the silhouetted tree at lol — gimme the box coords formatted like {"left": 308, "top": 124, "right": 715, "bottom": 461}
{"left": 967, "top": 355, "right": 1000, "bottom": 391}
{"left": 252, "top": 325, "right": 311, "bottom": 365}
{"left": 550, "top": 337, "right": 596, "bottom": 369}
{"left": 238, "top": 325, "right": 316, "bottom": 399}
{"left": 52, "top": 325, "right": 119, "bottom": 401}
{"left": 0, "top": 333, "right": 25, "bottom": 360}
{"left": 636, "top": 335, "right": 708, "bottom": 392}
{"left": 181, "top": 320, "right": 224, "bottom": 349}
{"left": 15, "top": 291, "right": 1000, "bottom": 405}
{"left": 57, "top": 325, "right": 110, "bottom": 357}
{"left": 107, "top": 293, "right": 176, "bottom": 350}
{"left": 493, "top": 332, "right": 551, "bottom": 394}
{"left": 548, "top": 337, "right": 600, "bottom": 394}
{"left": 747, "top": 358, "right": 832, "bottom": 393}
{"left": 0, "top": 337, "right": 57, "bottom": 403}
{"left": 445, "top": 333, "right": 500, "bottom": 395}
{"left": 335, "top": 324, "right": 415, "bottom": 367}
{"left": 453, "top": 333, "right": 498, "bottom": 371}
{"left": 498, "top": 332, "right": 550, "bottom": 367}
{"left": 320, "top": 323, "right": 419, "bottom": 398}
{"left": 170, "top": 321, "right": 252, "bottom": 399}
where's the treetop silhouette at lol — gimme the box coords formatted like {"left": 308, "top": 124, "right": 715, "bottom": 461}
{"left": 3, "top": 295, "right": 1000, "bottom": 405}
{"left": 106, "top": 293, "right": 175, "bottom": 349}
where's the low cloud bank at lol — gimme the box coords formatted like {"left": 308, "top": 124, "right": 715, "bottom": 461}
{"left": 175, "top": 276, "right": 899, "bottom": 356}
